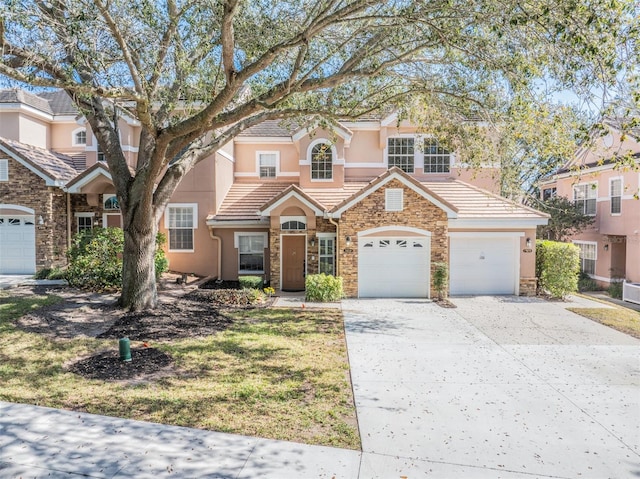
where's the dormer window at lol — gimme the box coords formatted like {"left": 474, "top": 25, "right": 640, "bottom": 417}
{"left": 72, "top": 128, "right": 87, "bottom": 146}
{"left": 311, "top": 142, "right": 333, "bottom": 180}
{"left": 387, "top": 137, "right": 414, "bottom": 173}
{"left": 424, "top": 140, "right": 451, "bottom": 173}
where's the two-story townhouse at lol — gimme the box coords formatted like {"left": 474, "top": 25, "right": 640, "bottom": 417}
{"left": 0, "top": 89, "right": 549, "bottom": 298}
{"left": 539, "top": 120, "right": 640, "bottom": 288}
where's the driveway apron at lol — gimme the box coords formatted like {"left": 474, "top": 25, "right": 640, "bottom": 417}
{"left": 342, "top": 297, "right": 640, "bottom": 479}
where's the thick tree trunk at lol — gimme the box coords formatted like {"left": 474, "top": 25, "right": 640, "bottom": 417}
{"left": 120, "top": 214, "right": 158, "bottom": 311}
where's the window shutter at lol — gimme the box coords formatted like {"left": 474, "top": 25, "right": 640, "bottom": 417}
{"left": 0, "top": 159, "right": 8, "bottom": 181}
{"left": 385, "top": 188, "right": 403, "bottom": 211}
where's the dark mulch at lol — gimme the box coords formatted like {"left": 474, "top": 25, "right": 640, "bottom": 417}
{"left": 67, "top": 348, "right": 173, "bottom": 381}
{"left": 434, "top": 298, "right": 457, "bottom": 308}
{"left": 199, "top": 279, "right": 241, "bottom": 289}
{"left": 97, "top": 298, "right": 232, "bottom": 341}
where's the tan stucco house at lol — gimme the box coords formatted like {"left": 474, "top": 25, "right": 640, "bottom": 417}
{"left": 0, "top": 89, "right": 549, "bottom": 297}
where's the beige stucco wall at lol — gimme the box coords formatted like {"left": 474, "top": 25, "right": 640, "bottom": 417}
{"left": 233, "top": 142, "right": 299, "bottom": 179}
{"left": 0, "top": 112, "right": 20, "bottom": 141}
{"left": 19, "top": 114, "right": 49, "bottom": 149}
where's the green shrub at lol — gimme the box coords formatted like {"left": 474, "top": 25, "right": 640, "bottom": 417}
{"left": 187, "top": 288, "right": 265, "bottom": 306}
{"left": 35, "top": 267, "right": 66, "bottom": 280}
{"left": 577, "top": 272, "right": 598, "bottom": 292}
{"left": 608, "top": 280, "right": 623, "bottom": 299}
{"left": 536, "top": 240, "right": 580, "bottom": 299}
{"left": 155, "top": 232, "right": 169, "bottom": 280}
{"left": 432, "top": 262, "right": 448, "bottom": 300}
{"left": 66, "top": 228, "right": 168, "bottom": 290}
{"left": 305, "top": 274, "right": 344, "bottom": 302}
{"left": 239, "top": 276, "right": 264, "bottom": 289}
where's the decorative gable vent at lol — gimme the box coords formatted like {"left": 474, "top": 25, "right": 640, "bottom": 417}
{"left": 0, "top": 159, "right": 8, "bottom": 181}
{"left": 385, "top": 188, "right": 403, "bottom": 211}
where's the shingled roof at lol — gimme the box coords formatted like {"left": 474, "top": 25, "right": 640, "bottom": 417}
{"left": 38, "top": 90, "right": 78, "bottom": 115}
{"left": 0, "top": 89, "right": 54, "bottom": 115}
{"left": 0, "top": 137, "right": 81, "bottom": 184}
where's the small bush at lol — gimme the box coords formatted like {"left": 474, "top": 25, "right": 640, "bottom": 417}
{"left": 577, "top": 272, "right": 598, "bottom": 292}
{"left": 305, "top": 274, "right": 344, "bottom": 302}
{"left": 155, "top": 232, "right": 169, "bottom": 280}
{"left": 536, "top": 240, "right": 580, "bottom": 299}
{"left": 239, "top": 276, "right": 263, "bottom": 289}
{"left": 608, "top": 280, "right": 623, "bottom": 299}
{"left": 188, "top": 288, "right": 265, "bottom": 306}
{"left": 432, "top": 262, "right": 448, "bottom": 300}
{"left": 35, "top": 267, "right": 66, "bottom": 280}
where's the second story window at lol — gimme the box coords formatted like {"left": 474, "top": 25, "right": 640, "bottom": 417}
{"left": 103, "top": 194, "right": 120, "bottom": 210}
{"left": 424, "top": 140, "right": 451, "bottom": 173}
{"left": 311, "top": 142, "right": 333, "bottom": 180}
{"left": 387, "top": 137, "right": 414, "bottom": 173}
{"left": 73, "top": 129, "right": 87, "bottom": 146}
{"left": 258, "top": 152, "right": 278, "bottom": 178}
{"left": 610, "top": 178, "right": 622, "bottom": 215}
{"left": 542, "top": 187, "right": 557, "bottom": 200}
{"left": 573, "top": 183, "right": 597, "bottom": 216}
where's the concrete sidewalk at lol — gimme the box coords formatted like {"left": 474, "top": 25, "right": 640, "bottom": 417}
{"left": 0, "top": 402, "right": 361, "bottom": 478}
{"left": 0, "top": 274, "right": 66, "bottom": 289}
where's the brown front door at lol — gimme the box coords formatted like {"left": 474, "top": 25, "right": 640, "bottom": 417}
{"left": 282, "top": 235, "right": 306, "bottom": 291}
{"left": 105, "top": 214, "right": 122, "bottom": 228}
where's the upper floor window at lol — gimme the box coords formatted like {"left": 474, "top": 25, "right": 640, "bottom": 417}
{"left": 610, "top": 178, "right": 622, "bottom": 215}
{"left": 542, "top": 187, "right": 557, "bottom": 200}
{"left": 166, "top": 204, "right": 197, "bottom": 252}
{"left": 103, "top": 194, "right": 119, "bottom": 210}
{"left": 574, "top": 241, "right": 596, "bottom": 275}
{"left": 97, "top": 147, "right": 105, "bottom": 162}
{"left": 387, "top": 137, "right": 414, "bottom": 173}
{"left": 423, "top": 140, "right": 451, "bottom": 173}
{"left": 311, "top": 142, "right": 333, "bottom": 180}
{"left": 573, "top": 183, "right": 597, "bottom": 216}
{"left": 73, "top": 129, "right": 87, "bottom": 146}
{"left": 0, "top": 159, "right": 8, "bottom": 181}
{"left": 258, "top": 152, "right": 278, "bottom": 178}
{"left": 281, "top": 216, "right": 306, "bottom": 230}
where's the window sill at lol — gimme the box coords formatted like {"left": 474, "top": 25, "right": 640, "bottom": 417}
{"left": 168, "top": 249, "right": 195, "bottom": 253}
{"left": 239, "top": 270, "right": 264, "bottom": 275}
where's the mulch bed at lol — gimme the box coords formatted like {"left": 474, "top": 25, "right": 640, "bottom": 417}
{"left": 66, "top": 348, "right": 174, "bottom": 381}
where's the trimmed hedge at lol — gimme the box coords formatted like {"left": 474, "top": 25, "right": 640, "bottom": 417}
{"left": 536, "top": 240, "right": 580, "bottom": 299}
{"left": 239, "top": 276, "right": 264, "bottom": 289}
{"left": 305, "top": 274, "right": 344, "bottom": 302}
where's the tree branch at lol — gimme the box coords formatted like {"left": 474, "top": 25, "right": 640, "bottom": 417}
{"left": 221, "top": 0, "right": 240, "bottom": 84}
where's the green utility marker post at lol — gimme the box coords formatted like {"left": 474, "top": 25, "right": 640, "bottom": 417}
{"left": 119, "top": 337, "right": 132, "bottom": 362}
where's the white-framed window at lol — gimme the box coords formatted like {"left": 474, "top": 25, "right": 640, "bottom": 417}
{"left": 423, "top": 140, "right": 451, "bottom": 173}
{"left": 235, "top": 232, "right": 267, "bottom": 273}
{"left": 573, "top": 183, "right": 597, "bottom": 216}
{"left": 610, "top": 177, "right": 622, "bottom": 215}
{"left": 257, "top": 151, "right": 278, "bottom": 178}
{"left": 0, "top": 159, "right": 8, "bottom": 181}
{"left": 574, "top": 241, "right": 597, "bottom": 275}
{"left": 542, "top": 187, "right": 557, "bottom": 200}
{"left": 103, "top": 194, "right": 120, "bottom": 210}
{"left": 387, "top": 137, "right": 414, "bottom": 173}
{"left": 165, "top": 203, "right": 197, "bottom": 252}
{"left": 385, "top": 188, "right": 404, "bottom": 211}
{"left": 75, "top": 213, "right": 94, "bottom": 233}
{"left": 97, "top": 147, "right": 105, "bottom": 162}
{"left": 281, "top": 216, "right": 307, "bottom": 230}
{"left": 72, "top": 128, "right": 87, "bottom": 146}
{"left": 318, "top": 233, "right": 336, "bottom": 275}
{"left": 310, "top": 141, "right": 333, "bottom": 180}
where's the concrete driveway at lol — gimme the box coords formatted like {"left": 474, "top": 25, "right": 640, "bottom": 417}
{"left": 343, "top": 296, "right": 640, "bottom": 478}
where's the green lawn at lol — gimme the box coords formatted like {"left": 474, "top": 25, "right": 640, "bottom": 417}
{"left": 0, "top": 293, "right": 360, "bottom": 449}
{"left": 568, "top": 304, "right": 640, "bottom": 339}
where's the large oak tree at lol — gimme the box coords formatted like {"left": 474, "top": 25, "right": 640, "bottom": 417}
{"left": 0, "top": 0, "right": 635, "bottom": 310}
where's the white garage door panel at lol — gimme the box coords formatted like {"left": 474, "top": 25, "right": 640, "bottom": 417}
{"left": 450, "top": 236, "right": 518, "bottom": 295}
{"left": 358, "top": 237, "right": 430, "bottom": 298}
{"left": 0, "top": 216, "right": 36, "bottom": 274}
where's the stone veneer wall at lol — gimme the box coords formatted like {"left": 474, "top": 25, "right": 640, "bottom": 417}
{"left": 519, "top": 277, "right": 537, "bottom": 296}
{"left": 337, "top": 179, "right": 449, "bottom": 298}
{"left": 71, "top": 194, "right": 104, "bottom": 228}
{"left": 0, "top": 155, "right": 68, "bottom": 269}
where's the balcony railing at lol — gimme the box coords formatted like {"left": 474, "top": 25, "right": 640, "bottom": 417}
{"left": 622, "top": 281, "right": 640, "bottom": 305}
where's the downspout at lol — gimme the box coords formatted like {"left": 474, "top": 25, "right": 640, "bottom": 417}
{"left": 328, "top": 214, "right": 340, "bottom": 276}
{"left": 209, "top": 227, "right": 222, "bottom": 280}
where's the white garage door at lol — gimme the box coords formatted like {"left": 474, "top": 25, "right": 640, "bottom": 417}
{"left": 0, "top": 215, "right": 36, "bottom": 274}
{"left": 450, "top": 235, "right": 519, "bottom": 295}
{"left": 358, "top": 237, "right": 430, "bottom": 298}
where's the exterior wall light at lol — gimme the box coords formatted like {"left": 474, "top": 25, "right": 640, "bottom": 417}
{"left": 604, "top": 243, "right": 609, "bottom": 251}
{"left": 526, "top": 237, "right": 532, "bottom": 248}
{"left": 345, "top": 236, "right": 352, "bottom": 247}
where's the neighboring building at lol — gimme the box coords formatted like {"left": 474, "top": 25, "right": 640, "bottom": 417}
{"left": 0, "top": 89, "right": 549, "bottom": 297}
{"left": 540, "top": 120, "right": 640, "bottom": 286}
